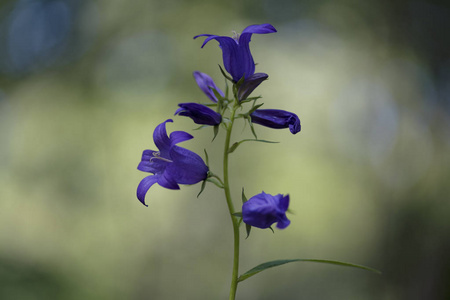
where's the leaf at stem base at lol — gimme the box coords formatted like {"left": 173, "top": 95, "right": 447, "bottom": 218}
{"left": 237, "top": 259, "right": 381, "bottom": 282}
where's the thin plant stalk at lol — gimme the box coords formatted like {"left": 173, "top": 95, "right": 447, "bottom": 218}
{"left": 223, "top": 102, "right": 240, "bottom": 300}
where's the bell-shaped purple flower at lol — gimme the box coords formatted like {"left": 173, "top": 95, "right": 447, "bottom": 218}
{"left": 137, "top": 119, "right": 208, "bottom": 206}
{"left": 194, "top": 24, "right": 277, "bottom": 82}
{"left": 242, "top": 192, "right": 290, "bottom": 229}
{"left": 237, "top": 72, "right": 268, "bottom": 101}
{"left": 250, "top": 109, "right": 301, "bottom": 134}
{"left": 175, "top": 103, "right": 222, "bottom": 125}
{"left": 193, "top": 71, "right": 224, "bottom": 103}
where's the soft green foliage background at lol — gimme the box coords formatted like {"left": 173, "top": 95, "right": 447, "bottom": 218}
{"left": 1, "top": 0, "right": 449, "bottom": 299}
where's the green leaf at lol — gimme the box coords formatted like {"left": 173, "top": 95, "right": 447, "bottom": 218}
{"left": 245, "top": 223, "right": 252, "bottom": 239}
{"left": 218, "top": 64, "right": 233, "bottom": 82}
{"left": 203, "top": 149, "right": 209, "bottom": 166}
{"left": 211, "top": 87, "right": 225, "bottom": 102}
{"left": 228, "top": 142, "right": 239, "bottom": 153}
{"left": 240, "top": 188, "right": 252, "bottom": 238}
{"left": 240, "top": 96, "right": 262, "bottom": 104}
{"left": 236, "top": 74, "right": 246, "bottom": 87}
{"left": 212, "top": 125, "right": 219, "bottom": 141}
{"left": 241, "top": 188, "right": 248, "bottom": 204}
{"left": 197, "top": 180, "right": 207, "bottom": 198}
{"left": 206, "top": 178, "right": 224, "bottom": 189}
{"left": 193, "top": 125, "right": 210, "bottom": 130}
{"left": 228, "top": 139, "right": 278, "bottom": 154}
{"left": 249, "top": 120, "right": 258, "bottom": 139}
{"left": 232, "top": 212, "right": 242, "bottom": 218}
{"left": 225, "top": 79, "right": 229, "bottom": 99}
{"left": 238, "top": 259, "right": 381, "bottom": 282}
{"left": 203, "top": 103, "right": 218, "bottom": 107}
{"left": 241, "top": 188, "right": 248, "bottom": 203}
{"left": 249, "top": 103, "right": 264, "bottom": 114}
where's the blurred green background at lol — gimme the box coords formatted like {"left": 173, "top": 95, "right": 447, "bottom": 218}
{"left": 1, "top": 0, "right": 450, "bottom": 299}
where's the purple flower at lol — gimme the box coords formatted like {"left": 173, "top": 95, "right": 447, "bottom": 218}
{"left": 237, "top": 72, "right": 268, "bottom": 101}
{"left": 194, "top": 24, "right": 277, "bottom": 82}
{"left": 242, "top": 192, "right": 290, "bottom": 229}
{"left": 193, "top": 71, "right": 224, "bottom": 103}
{"left": 250, "top": 109, "right": 301, "bottom": 134}
{"left": 175, "top": 103, "right": 222, "bottom": 125}
{"left": 137, "top": 119, "right": 208, "bottom": 206}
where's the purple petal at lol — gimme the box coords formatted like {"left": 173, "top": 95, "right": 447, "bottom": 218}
{"left": 136, "top": 175, "right": 159, "bottom": 206}
{"left": 153, "top": 119, "right": 173, "bottom": 154}
{"left": 169, "top": 131, "right": 193, "bottom": 145}
{"left": 193, "top": 71, "right": 224, "bottom": 102}
{"left": 209, "top": 36, "right": 241, "bottom": 81}
{"left": 140, "top": 149, "right": 155, "bottom": 162}
{"left": 287, "top": 115, "right": 301, "bottom": 134}
{"left": 138, "top": 161, "right": 158, "bottom": 173}
{"left": 242, "top": 191, "right": 290, "bottom": 229}
{"left": 167, "top": 146, "right": 208, "bottom": 185}
{"left": 193, "top": 34, "right": 216, "bottom": 48}
{"left": 138, "top": 150, "right": 162, "bottom": 173}
{"left": 250, "top": 109, "right": 301, "bottom": 134}
{"left": 195, "top": 35, "right": 243, "bottom": 82}
{"left": 175, "top": 103, "right": 222, "bottom": 125}
{"left": 279, "top": 194, "right": 290, "bottom": 211}
{"left": 158, "top": 172, "right": 180, "bottom": 190}
{"left": 238, "top": 72, "right": 268, "bottom": 101}
{"left": 237, "top": 24, "right": 276, "bottom": 81}
{"left": 195, "top": 24, "right": 277, "bottom": 83}
{"left": 241, "top": 23, "right": 277, "bottom": 35}
{"left": 276, "top": 215, "right": 291, "bottom": 229}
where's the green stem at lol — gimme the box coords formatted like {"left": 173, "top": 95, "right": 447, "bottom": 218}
{"left": 224, "top": 106, "right": 240, "bottom": 300}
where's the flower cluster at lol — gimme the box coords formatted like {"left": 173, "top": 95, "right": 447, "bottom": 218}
{"left": 137, "top": 23, "right": 301, "bottom": 230}
{"left": 136, "top": 24, "right": 378, "bottom": 299}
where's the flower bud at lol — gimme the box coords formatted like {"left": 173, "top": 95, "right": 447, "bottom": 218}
{"left": 175, "top": 103, "right": 222, "bottom": 125}
{"left": 250, "top": 109, "right": 301, "bottom": 134}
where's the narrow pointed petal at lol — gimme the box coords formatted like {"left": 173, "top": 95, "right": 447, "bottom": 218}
{"left": 137, "top": 175, "right": 159, "bottom": 206}
{"left": 169, "top": 131, "right": 193, "bottom": 145}
{"left": 193, "top": 34, "right": 216, "bottom": 47}
{"left": 241, "top": 23, "right": 277, "bottom": 35}
{"left": 193, "top": 71, "right": 224, "bottom": 102}
{"left": 238, "top": 73, "right": 268, "bottom": 101}
{"left": 153, "top": 119, "right": 173, "bottom": 153}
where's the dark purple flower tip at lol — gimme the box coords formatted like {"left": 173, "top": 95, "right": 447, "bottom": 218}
{"left": 175, "top": 103, "right": 222, "bottom": 125}
{"left": 242, "top": 192, "right": 290, "bottom": 229}
{"left": 137, "top": 120, "right": 208, "bottom": 206}
{"left": 250, "top": 109, "right": 301, "bottom": 134}
{"left": 238, "top": 73, "right": 268, "bottom": 101}
{"left": 193, "top": 71, "right": 224, "bottom": 103}
{"left": 194, "top": 24, "right": 277, "bottom": 82}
